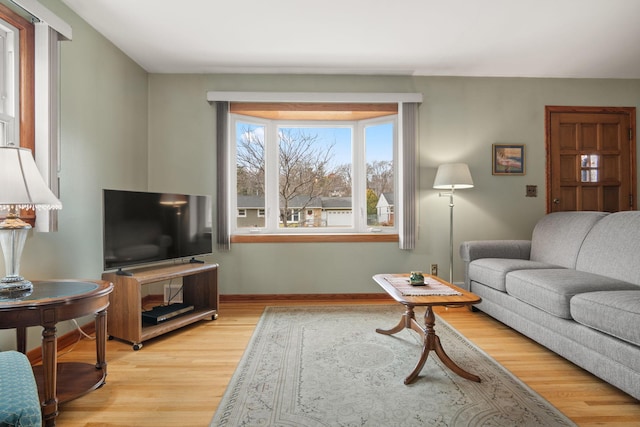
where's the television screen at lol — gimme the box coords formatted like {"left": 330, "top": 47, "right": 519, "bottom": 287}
{"left": 103, "top": 189, "right": 212, "bottom": 271}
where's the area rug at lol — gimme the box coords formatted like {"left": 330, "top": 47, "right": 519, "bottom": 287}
{"left": 210, "top": 305, "right": 576, "bottom": 427}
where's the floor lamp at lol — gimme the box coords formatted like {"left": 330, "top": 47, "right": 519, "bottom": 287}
{"left": 433, "top": 163, "right": 474, "bottom": 284}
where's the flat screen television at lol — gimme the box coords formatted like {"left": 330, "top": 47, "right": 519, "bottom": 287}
{"left": 102, "top": 189, "right": 212, "bottom": 272}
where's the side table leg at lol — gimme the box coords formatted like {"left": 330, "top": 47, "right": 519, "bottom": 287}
{"left": 16, "top": 326, "right": 26, "bottom": 353}
{"left": 95, "top": 309, "right": 108, "bottom": 373}
{"left": 41, "top": 323, "right": 58, "bottom": 426}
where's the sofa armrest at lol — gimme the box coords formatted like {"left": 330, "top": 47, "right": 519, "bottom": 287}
{"left": 460, "top": 240, "right": 532, "bottom": 263}
{"left": 458, "top": 240, "right": 532, "bottom": 291}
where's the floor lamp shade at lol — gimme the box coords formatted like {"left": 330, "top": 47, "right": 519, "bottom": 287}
{"left": 0, "top": 146, "right": 62, "bottom": 296}
{"left": 433, "top": 163, "right": 473, "bottom": 284}
{"left": 433, "top": 163, "right": 474, "bottom": 190}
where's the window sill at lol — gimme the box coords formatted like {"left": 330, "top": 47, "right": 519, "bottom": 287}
{"left": 230, "top": 234, "right": 399, "bottom": 243}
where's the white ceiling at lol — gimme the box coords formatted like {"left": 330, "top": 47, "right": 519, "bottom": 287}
{"left": 60, "top": 0, "right": 640, "bottom": 79}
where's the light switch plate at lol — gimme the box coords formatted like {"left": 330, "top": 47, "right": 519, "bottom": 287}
{"left": 526, "top": 185, "right": 537, "bottom": 197}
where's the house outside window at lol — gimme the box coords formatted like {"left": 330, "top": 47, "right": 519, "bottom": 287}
{"left": 231, "top": 103, "right": 397, "bottom": 235}
{"left": 376, "top": 192, "right": 395, "bottom": 226}
{"left": 237, "top": 195, "right": 264, "bottom": 228}
{"left": 281, "top": 208, "right": 301, "bottom": 225}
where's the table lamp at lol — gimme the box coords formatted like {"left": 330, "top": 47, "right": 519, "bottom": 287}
{"left": 433, "top": 163, "right": 474, "bottom": 283}
{"left": 0, "top": 146, "right": 62, "bottom": 295}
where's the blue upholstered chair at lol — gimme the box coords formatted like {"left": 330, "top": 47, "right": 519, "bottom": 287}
{"left": 0, "top": 351, "right": 42, "bottom": 427}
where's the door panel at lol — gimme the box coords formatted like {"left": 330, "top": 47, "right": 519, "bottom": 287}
{"left": 546, "top": 107, "right": 636, "bottom": 213}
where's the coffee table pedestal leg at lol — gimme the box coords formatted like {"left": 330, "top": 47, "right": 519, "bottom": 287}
{"left": 376, "top": 305, "right": 416, "bottom": 335}
{"left": 377, "top": 305, "right": 481, "bottom": 385}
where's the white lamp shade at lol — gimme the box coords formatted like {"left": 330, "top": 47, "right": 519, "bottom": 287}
{"left": 0, "top": 146, "right": 62, "bottom": 210}
{"left": 433, "top": 163, "right": 474, "bottom": 190}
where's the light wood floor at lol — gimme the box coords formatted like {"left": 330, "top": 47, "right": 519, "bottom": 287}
{"left": 50, "top": 298, "right": 639, "bottom": 426}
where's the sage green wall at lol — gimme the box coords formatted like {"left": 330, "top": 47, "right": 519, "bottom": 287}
{"left": 0, "top": 0, "right": 148, "bottom": 351}
{"left": 148, "top": 75, "right": 640, "bottom": 296}
{"left": 2, "top": 1, "right": 640, "bottom": 352}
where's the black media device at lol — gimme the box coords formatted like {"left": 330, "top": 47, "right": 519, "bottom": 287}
{"left": 102, "top": 189, "right": 212, "bottom": 272}
{"left": 141, "top": 303, "right": 195, "bottom": 324}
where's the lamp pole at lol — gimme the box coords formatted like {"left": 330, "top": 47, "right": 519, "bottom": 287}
{"left": 447, "top": 188, "right": 455, "bottom": 284}
{"left": 437, "top": 187, "right": 455, "bottom": 284}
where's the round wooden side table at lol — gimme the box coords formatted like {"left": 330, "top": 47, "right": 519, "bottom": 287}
{"left": 0, "top": 279, "right": 113, "bottom": 427}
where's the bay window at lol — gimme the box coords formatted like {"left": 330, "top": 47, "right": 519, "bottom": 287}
{"left": 208, "top": 92, "right": 421, "bottom": 249}
{"left": 232, "top": 113, "right": 396, "bottom": 234}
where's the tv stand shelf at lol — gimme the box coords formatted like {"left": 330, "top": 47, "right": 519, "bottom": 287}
{"left": 102, "top": 263, "right": 218, "bottom": 350}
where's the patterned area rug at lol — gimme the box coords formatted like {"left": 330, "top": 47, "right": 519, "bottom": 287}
{"left": 211, "top": 305, "right": 576, "bottom": 427}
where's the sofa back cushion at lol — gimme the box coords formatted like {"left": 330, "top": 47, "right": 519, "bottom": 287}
{"left": 530, "top": 211, "right": 609, "bottom": 268}
{"left": 576, "top": 211, "right": 640, "bottom": 285}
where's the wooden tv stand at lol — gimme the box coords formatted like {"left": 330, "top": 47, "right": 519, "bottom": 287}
{"left": 102, "top": 262, "right": 218, "bottom": 350}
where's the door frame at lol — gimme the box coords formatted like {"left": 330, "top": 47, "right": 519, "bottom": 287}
{"left": 545, "top": 106, "right": 637, "bottom": 213}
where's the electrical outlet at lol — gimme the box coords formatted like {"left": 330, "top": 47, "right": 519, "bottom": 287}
{"left": 430, "top": 264, "right": 438, "bottom": 276}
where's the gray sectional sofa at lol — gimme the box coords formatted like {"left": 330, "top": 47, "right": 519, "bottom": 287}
{"left": 460, "top": 211, "right": 640, "bottom": 400}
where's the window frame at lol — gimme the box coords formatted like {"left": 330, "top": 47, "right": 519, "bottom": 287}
{"left": 230, "top": 114, "right": 398, "bottom": 237}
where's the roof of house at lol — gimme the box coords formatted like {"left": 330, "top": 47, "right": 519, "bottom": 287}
{"left": 320, "top": 197, "right": 352, "bottom": 209}
{"left": 237, "top": 195, "right": 355, "bottom": 210}
{"left": 379, "top": 192, "right": 394, "bottom": 205}
{"left": 237, "top": 195, "right": 265, "bottom": 209}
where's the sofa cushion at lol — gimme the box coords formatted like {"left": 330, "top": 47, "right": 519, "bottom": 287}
{"left": 505, "top": 269, "right": 638, "bottom": 319}
{"left": 571, "top": 290, "right": 640, "bottom": 346}
{"left": 529, "top": 211, "right": 608, "bottom": 268}
{"left": 469, "top": 259, "right": 562, "bottom": 292}
{"left": 576, "top": 211, "right": 640, "bottom": 286}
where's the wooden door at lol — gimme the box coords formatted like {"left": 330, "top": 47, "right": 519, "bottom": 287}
{"left": 546, "top": 106, "right": 636, "bottom": 213}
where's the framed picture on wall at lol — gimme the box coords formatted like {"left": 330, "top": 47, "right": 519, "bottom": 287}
{"left": 492, "top": 144, "right": 525, "bottom": 175}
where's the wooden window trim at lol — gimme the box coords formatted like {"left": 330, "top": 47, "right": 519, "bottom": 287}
{"left": 0, "top": 3, "right": 35, "bottom": 151}
{"left": 231, "top": 234, "right": 399, "bottom": 243}
{"left": 230, "top": 102, "right": 398, "bottom": 121}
